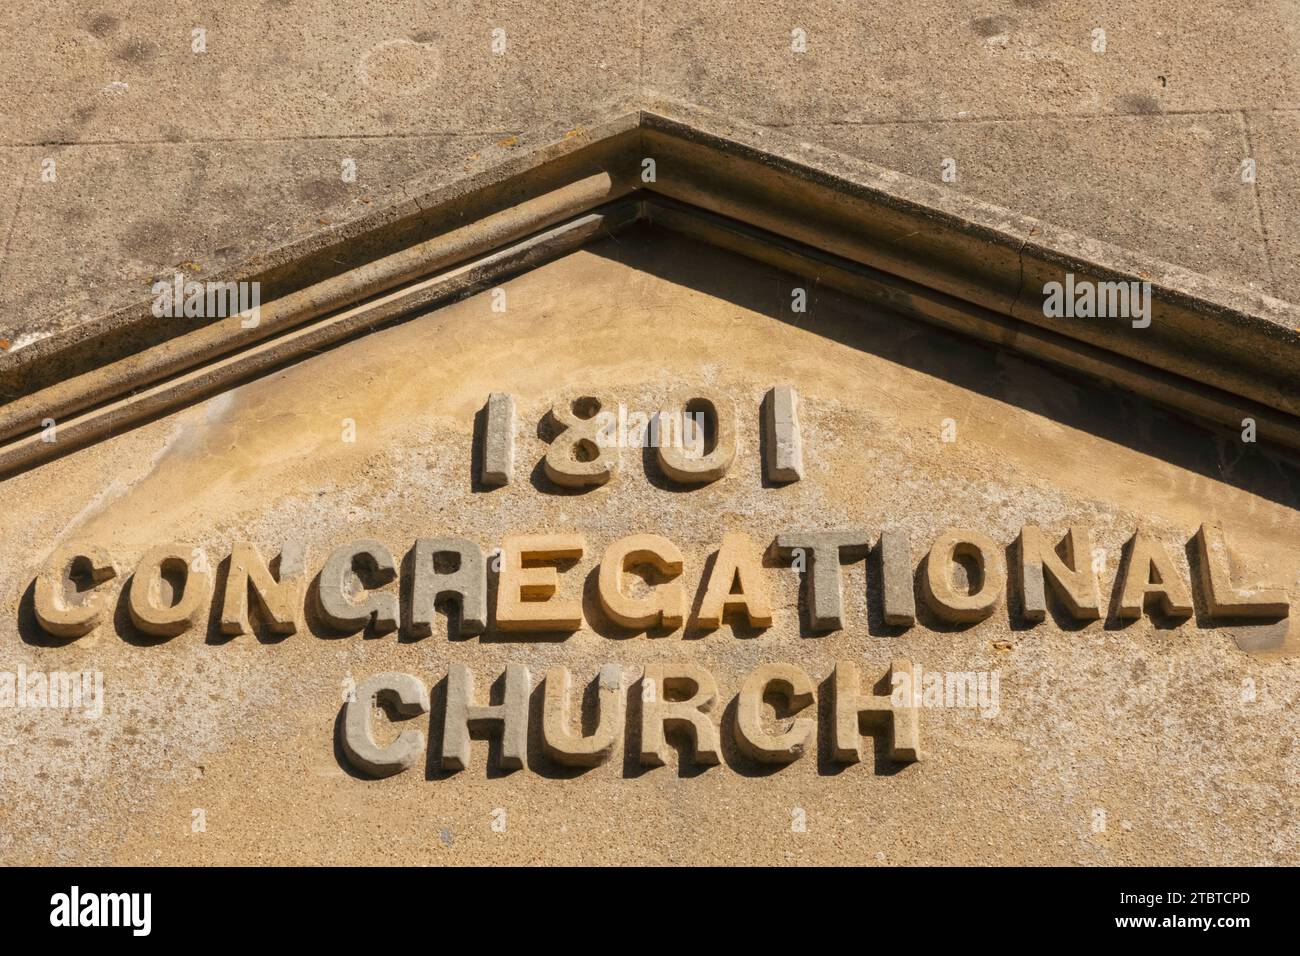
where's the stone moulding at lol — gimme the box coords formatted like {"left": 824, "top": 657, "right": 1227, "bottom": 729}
{"left": 2, "top": 96, "right": 1298, "bottom": 479}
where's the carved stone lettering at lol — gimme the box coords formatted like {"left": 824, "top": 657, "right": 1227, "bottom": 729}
{"left": 541, "top": 664, "right": 624, "bottom": 767}
{"left": 639, "top": 663, "right": 721, "bottom": 767}
{"left": 317, "top": 539, "right": 399, "bottom": 635}
{"left": 922, "top": 528, "right": 1005, "bottom": 624}
{"left": 696, "top": 531, "right": 773, "bottom": 629}
{"left": 128, "top": 544, "right": 213, "bottom": 638}
{"left": 34, "top": 545, "right": 118, "bottom": 638}
{"left": 495, "top": 534, "right": 585, "bottom": 632}
{"left": 341, "top": 672, "right": 429, "bottom": 778}
{"left": 597, "top": 533, "right": 685, "bottom": 630}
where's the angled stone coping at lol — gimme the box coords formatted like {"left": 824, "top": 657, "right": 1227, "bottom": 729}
{"left": 1, "top": 95, "right": 1297, "bottom": 478}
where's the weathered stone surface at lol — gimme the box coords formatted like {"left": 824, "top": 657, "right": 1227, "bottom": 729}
{"left": 0, "top": 2, "right": 638, "bottom": 143}
{"left": 1248, "top": 111, "right": 1300, "bottom": 302}
{"left": 0, "top": 134, "right": 508, "bottom": 351}
{"left": 4, "top": 235, "right": 1300, "bottom": 867}
{"left": 648, "top": 3, "right": 1300, "bottom": 126}
{"left": 4, "top": 1, "right": 1300, "bottom": 366}
{"left": 786, "top": 114, "right": 1280, "bottom": 297}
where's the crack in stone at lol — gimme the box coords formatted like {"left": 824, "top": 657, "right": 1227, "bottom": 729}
{"left": 1240, "top": 110, "right": 1279, "bottom": 297}
{"left": 1008, "top": 230, "right": 1031, "bottom": 318}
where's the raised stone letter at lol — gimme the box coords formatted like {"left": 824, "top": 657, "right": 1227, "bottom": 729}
{"left": 544, "top": 395, "right": 618, "bottom": 488}
{"left": 34, "top": 545, "right": 117, "bottom": 638}
{"left": 598, "top": 533, "right": 684, "bottom": 630}
{"left": 832, "top": 659, "right": 921, "bottom": 763}
{"left": 774, "top": 532, "right": 870, "bottom": 631}
{"left": 1116, "top": 531, "right": 1193, "bottom": 620}
{"left": 696, "top": 531, "right": 773, "bottom": 628}
{"left": 922, "top": 528, "right": 1005, "bottom": 624}
{"left": 879, "top": 530, "right": 916, "bottom": 626}
{"left": 220, "top": 541, "right": 307, "bottom": 636}
{"left": 409, "top": 538, "right": 487, "bottom": 638}
{"left": 762, "top": 385, "right": 804, "bottom": 484}
{"left": 128, "top": 544, "right": 213, "bottom": 638}
{"left": 655, "top": 390, "right": 736, "bottom": 484}
{"left": 735, "top": 663, "right": 815, "bottom": 764}
{"left": 481, "top": 392, "right": 515, "bottom": 487}
{"left": 1193, "top": 522, "right": 1288, "bottom": 619}
{"left": 341, "top": 672, "right": 429, "bottom": 778}
{"left": 639, "top": 663, "right": 721, "bottom": 767}
{"left": 542, "top": 664, "right": 624, "bottom": 767}
{"left": 1019, "top": 525, "right": 1101, "bottom": 622}
{"left": 318, "top": 539, "right": 399, "bottom": 634}
{"left": 442, "top": 663, "right": 530, "bottom": 771}
{"left": 496, "top": 534, "right": 585, "bottom": 632}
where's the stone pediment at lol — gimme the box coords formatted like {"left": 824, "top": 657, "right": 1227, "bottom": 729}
{"left": 2, "top": 97, "right": 1299, "bottom": 477}
{"left": 3, "top": 99, "right": 1299, "bottom": 866}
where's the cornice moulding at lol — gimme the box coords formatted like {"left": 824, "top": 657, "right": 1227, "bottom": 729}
{"left": 1, "top": 95, "right": 1297, "bottom": 478}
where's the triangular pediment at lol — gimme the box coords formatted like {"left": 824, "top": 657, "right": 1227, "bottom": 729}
{"left": 9, "top": 225, "right": 1300, "bottom": 652}
{"left": 7, "top": 103, "right": 1300, "bottom": 868}
{"left": 2, "top": 98, "right": 1298, "bottom": 480}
